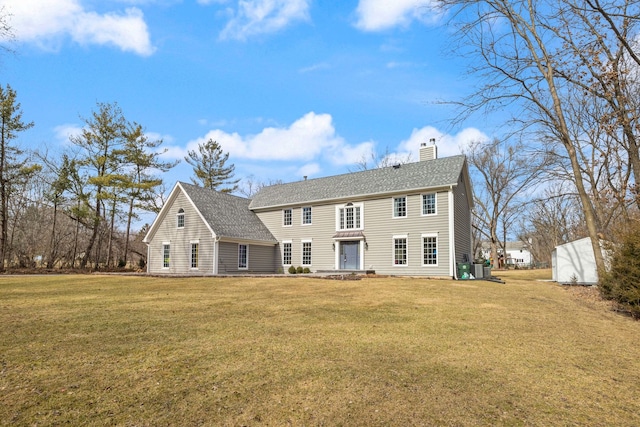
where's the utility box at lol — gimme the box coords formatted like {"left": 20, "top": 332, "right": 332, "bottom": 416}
{"left": 457, "top": 263, "right": 471, "bottom": 279}
{"left": 473, "top": 264, "right": 484, "bottom": 279}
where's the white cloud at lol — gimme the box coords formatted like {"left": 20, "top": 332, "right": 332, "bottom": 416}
{"left": 166, "top": 112, "right": 373, "bottom": 174}
{"left": 299, "top": 62, "right": 331, "bottom": 73}
{"left": 396, "top": 126, "right": 489, "bottom": 159}
{"left": 54, "top": 123, "right": 83, "bottom": 144}
{"left": 297, "top": 163, "right": 320, "bottom": 178}
{"left": 354, "top": 0, "right": 440, "bottom": 32}
{"left": 218, "top": 0, "right": 310, "bottom": 41}
{"left": 4, "top": 0, "right": 155, "bottom": 55}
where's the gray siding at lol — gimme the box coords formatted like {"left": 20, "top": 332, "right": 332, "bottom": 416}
{"left": 147, "top": 191, "right": 215, "bottom": 274}
{"left": 453, "top": 175, "right": 473, "bottom": 264}
{"left": 218, "top": 241, "right": 277, "bottom": 274}
{"left": 255, "top": 190, "right": 452, "bottom": 276}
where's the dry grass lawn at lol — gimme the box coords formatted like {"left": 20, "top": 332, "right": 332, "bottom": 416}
{"left": 1, "top": 270, "right": 639, "bottom": 426}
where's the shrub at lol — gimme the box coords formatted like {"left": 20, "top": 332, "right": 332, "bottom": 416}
{"left": 303, "top": 267, "right": 311, "bottom": 274}
{"left": 599, "top": 222, "right": 640, "bottom": 318}
{"left": 288, "top": 266, "right": 297, "bottom": 274}
{"left": 296, "top": 266, "right": 304, "bottom": 274}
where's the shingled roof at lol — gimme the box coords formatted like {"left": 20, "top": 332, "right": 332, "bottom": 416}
{"left": 179, "top": 182, "right": 277, "bottom": 243}
{"left": 249, "top": 155, "right": 467, "bottom": 210}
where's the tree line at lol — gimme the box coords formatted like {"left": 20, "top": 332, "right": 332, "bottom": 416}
{"left": 0, "top": 89, "right": 244, "bottom": 271}
{"left": 442, "top": 0, "right": 640, "bottom": 273}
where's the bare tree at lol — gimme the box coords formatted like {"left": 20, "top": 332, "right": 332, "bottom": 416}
{"left": 349, "top": 146, "right": 413, "bottom": 172}
{"left": 466, "top": 138, "right": 547, "bottom": 268}
{"left": 440, "top": 0, "right": 613, "bottom": 273}
{"left": 237, "top": 175, "right": 284, "bottom": 198}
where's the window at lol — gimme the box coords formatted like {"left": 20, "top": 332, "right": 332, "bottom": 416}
{"left": 283, "top": 209, "right": 292, "bottom": 226}
{"left": 422, "top": 235, "right": 438, "bottom": 265}
{"left": 422, "top": 193, "right": 436, "bottom": 215}
{"left": 238, "top": 244, "right": 248, "bottom": 269}
{"left": 283, "top": 241, "right": 292, "bottom": 265}
{"left": 394, "top": 237, "right": 407, "bottom": 265}
{"left": 177, "top": 208, "right": 185, "bottom": 228}
{"left": 302, "top": 207, "right": 312, "bottom": 225}
{"left": 302, "top": 241, "right": 312, "bottom": 266}
{"left": 393, "top": 197, "right": 407, "bottom": 218}
{"left": 191, "top": 242, "right": 199, "bottom": 269}
{"left": 163, "top": 243, "right": 170, "bottom": 268}
{"left": 337, "top": 203, "right": 362, "bottom": 230}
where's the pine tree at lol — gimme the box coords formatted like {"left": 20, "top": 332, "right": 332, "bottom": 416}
{"left": 184, "top": 139, "right": 239, "bottom": 193}
{"left": 0, "top": 85, "right": 34, "bottom": 271}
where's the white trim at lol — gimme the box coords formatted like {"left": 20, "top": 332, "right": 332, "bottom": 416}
{"left": 335, "top": 202, "right": 364, "bottom": 231}
{"left": 213, "top": 238, "right": 219, "bottom": 275}
{"left": 283, "top": 208, "right": 293, "bottom": 227}
{"left": 190, "top": 241, "right": 199, "bottom": 270}
{"left": 421, "top": 233, "right": 439, "bottom": 267}
{"left": 238, "top": 244, "right": 248, "bottom": 270}
{"left": 282, "top": 240, "right": 292, "bottom": 266}
{"left": 449, "top": 189, "right": 456, "bottom": 278}
{"left": 301, "top": 206, "right": 313, "bottom": 226}
{"left": 392, "top": 235, "right": 408, "bottom": 267}
{"left": 143, "top": 182, "right": 217, "bottom": 243}
{"left": 162, "top": 242, "right": 171, "bottom": 269}
{"left": 392, "top": 196, "right": 407, "bottom": 218}
{"left": 301, "top": 239, "right": 312, "bottom": 266}
{"left": 421, "top": 193, "right": 437, "bottom": 216}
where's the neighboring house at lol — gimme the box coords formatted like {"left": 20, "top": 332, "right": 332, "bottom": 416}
{"left": 479, "top": 241, "right": 532, "bottom": 268}
{"left": 144, "top": 144, "right": 474, "bottom": 277}
{"left": 552, "top": 237, "right": 604, "bottom": 285}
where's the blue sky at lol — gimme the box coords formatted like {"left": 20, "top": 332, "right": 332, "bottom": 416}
{"left": 2, "top": 0, "right": 493, "bottom": 191}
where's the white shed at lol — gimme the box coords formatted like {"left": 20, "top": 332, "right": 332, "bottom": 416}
{"left": 552, "top": 237, "right": 601, "bottom": 285}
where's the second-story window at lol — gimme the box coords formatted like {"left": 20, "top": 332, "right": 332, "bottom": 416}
{"left": 422, "top": 193, "right": 436, "bottom": 215}
{"left": 393, "top": 197, "right": 407, "bottom": 218}
{"left": 338, "top": 203, "right": 362, "bottom": 230}
{"left": 302, "top": 207, "right": 312, "bottom": 225}
{"left": 177, "top": 208, "right": 185, "bottom": 228}
{"left": 283, "top": 208, "right": 292, "bottom": 226}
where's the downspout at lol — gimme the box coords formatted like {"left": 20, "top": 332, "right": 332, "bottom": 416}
{"left": 449, "top": 186, "right": 458, "bottom": 279}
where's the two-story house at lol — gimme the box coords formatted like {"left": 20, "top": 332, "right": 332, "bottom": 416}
{"left": 143, "top": 144, "right": 473, "bottom": 277}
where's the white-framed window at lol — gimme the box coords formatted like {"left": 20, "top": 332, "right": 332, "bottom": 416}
{"left": 191, "top": 241, "right": 199, "bottom": 269}
{"left": 393, "top": 235, "right": 408, "bottom": 266}
{"left": 302, "top": 240, "right": 312, "bottom": 266}
{"left": 238, "top": 244, "right": 248, "bottom": 270}
{"left": 283, "top": 241, "right": 292, "bottom": 265}
{"left": 163, "top": 243, "right": 170, "bottom": 268}
{"left": 422, "top": 234, "right": 438, "bottom": 266}
{"left": 337, "top": 203, "right": 363, "bottom": 230}
{"left": 393, "top": 196, "right": 407, "bottom": 218}
{"left": 177, "top": 208, "right": 185, "bottom": 228}
{"left": 422, "top": 193, "right": 437, "bottom": 216}
{"left": 283, "top": 209, "right": 292, "bottom": 227}
{"left": 302, "top": 206, "right": 312, "bottom": 225}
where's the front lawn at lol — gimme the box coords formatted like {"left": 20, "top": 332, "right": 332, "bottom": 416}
{"left": 1, "top": 272, "right": 638, "bottom": 426}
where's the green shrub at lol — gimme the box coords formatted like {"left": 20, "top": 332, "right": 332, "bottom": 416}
{"left": 599, "top": 223, "right": 640, "bottom": 318}
{"left": 288, "top": 266, "right": 297, "bottom": 274}
{"left": 303, "top": 267, "right": 311, "bottom": 274}
{"left": 296, "top": 266, "right": 304, "bottom": 274}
